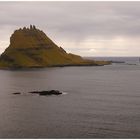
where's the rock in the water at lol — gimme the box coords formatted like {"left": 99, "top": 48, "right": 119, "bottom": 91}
{"left": 12, "top": 92, "right": 21, "bottom": 95}
{"left": 29, "top": 90, "right": 62, "bottom": 96}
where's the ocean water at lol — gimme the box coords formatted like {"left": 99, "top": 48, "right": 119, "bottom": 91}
{"left": 0, "top": 57, "right": 140, "bottom": 138}
{"left": 88, "top": 56, "right": 140, "bottom": 64}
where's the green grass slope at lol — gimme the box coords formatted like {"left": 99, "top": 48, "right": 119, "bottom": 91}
{"left": 0, "top": 25, "right": 111, "bottom": 69}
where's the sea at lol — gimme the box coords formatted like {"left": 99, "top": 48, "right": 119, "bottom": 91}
{"left": 0, "top": 57, "right": 140, "bottom": 138}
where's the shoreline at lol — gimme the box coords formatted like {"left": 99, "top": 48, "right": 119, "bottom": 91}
{"left": 0, "top": 62, "right": 111, "bottom": 71}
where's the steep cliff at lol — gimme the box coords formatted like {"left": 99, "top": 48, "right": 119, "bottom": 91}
{"left": 0, "top": 25, "right": 110, "bottom": 69}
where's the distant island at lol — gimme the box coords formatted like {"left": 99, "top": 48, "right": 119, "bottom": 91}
{"left": 0, "top": 25, "right": 111, "bottom": 69}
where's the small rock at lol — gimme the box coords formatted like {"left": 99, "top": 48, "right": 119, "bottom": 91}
{"left": 13, "top": 92, "right": 21, "bottom": 95}
{"left": 29, "top": 90, "right": 62, "bottom": 96}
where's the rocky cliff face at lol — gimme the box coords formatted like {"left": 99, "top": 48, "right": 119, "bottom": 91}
{"left": 0, "top": 25, "right": 110, "bottom": 69}
{"left": 9, "top": 25, "right": 55, "bottom": 49}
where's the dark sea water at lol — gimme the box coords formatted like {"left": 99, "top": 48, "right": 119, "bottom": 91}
{"left": 0, "top": 57, "right": 140, "bottom": 138}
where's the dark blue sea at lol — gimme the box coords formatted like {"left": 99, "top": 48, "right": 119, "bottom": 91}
{"left": 0, "top": 57, "right": 140, "bottom": 138}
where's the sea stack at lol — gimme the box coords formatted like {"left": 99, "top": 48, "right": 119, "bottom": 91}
{"left": 0, "top": 25, "right": 111, "bottom": 69}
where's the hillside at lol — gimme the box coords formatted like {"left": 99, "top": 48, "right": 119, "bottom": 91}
{"left": 0, "top": 25, "right": 111, "bottom": 69}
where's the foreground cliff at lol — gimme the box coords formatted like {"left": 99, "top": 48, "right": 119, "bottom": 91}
{"left": 0, "top": 25, "right": 111, "bottom": 69}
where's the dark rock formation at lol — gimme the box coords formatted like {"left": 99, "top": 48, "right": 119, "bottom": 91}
{"left": 12, "top": 92, "right": 21, "bottom": 95}
{"left": 29, "top": 90, "right": 62, "bottom": 96}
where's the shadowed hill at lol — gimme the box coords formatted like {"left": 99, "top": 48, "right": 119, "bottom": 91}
{"left": 0, "top": 25, "right": 111, "bottom": 69}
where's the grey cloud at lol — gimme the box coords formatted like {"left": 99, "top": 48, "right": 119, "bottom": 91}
{"left": 0, "top": 2, "right": 140, "bottom": 56}
{"left": 0, "top": 1, "right": 140, "bottom": 39}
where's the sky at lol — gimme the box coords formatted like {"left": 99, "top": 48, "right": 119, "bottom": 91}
{"left": 0, "top": 1, "right": 140, "bottom": 56}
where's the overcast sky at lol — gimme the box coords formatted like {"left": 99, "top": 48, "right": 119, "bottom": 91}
{"left": 0, "top": 1, "right": 140, "bottom": 56}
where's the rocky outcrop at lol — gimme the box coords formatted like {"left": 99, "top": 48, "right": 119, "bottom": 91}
{"left": 29, "top": 90, "right": 62, "bottom": 96}
{"left": 0, "top": 25, "right": 111, "bottom": 69}
{"left": 12, "top": 92, "right": 21, "bottom": 95}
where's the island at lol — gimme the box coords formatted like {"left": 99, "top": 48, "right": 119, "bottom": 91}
{"left": 0, "top": 25, "right": 111, "bottom": 69}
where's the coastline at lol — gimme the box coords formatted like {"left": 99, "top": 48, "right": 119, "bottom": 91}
{"left": 0, "top": 61, "right": 111, "bottom": 70}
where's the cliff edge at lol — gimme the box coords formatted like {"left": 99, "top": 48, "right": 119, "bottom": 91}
{"left": 0, "top": 25, "right": 111, "bottom": 69}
